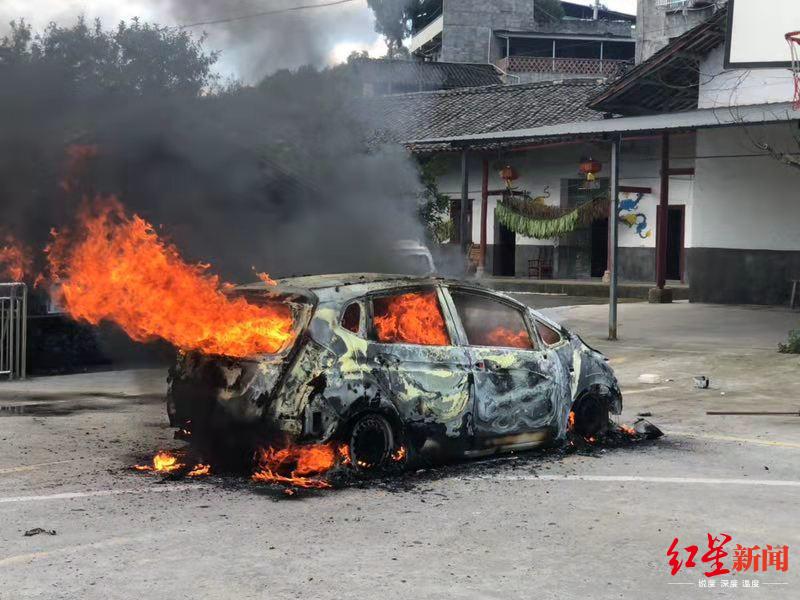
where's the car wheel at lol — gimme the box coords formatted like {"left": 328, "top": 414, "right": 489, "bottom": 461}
{"left": 571, "top": 395, "right": 610, "bottom": 438}
{"left": 349, "top": 414, "right": 395, "bottom": 471}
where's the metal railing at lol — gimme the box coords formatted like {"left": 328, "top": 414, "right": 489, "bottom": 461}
{"left": 0, "top": 283, "right": 27, "bottom": 380}
{"left": 498, "top": 56, "right": 629, "bottom": 78}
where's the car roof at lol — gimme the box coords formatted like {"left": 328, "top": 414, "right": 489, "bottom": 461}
{"left": 234, "top": 272, "right": 526, "bottom": 307}
{"left": 236, "top": 273, "right": 439, "bottom": 291}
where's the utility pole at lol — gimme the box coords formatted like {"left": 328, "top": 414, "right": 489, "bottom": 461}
{"left": 593, "top": 0, "right": 600, "bottom": 20}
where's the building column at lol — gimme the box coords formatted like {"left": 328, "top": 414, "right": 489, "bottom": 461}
{"left": 477, "top": 158, "right": 489, "bottom": 276}
{"left": 651, "top": 132, "right": 673, "bottom": 303}
{"left": 460, "top": 148, "right": 470, "bottom": 255}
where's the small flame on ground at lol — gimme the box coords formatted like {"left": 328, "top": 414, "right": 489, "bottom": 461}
{"left": 187, "top": 463, "right": 211, "bottom": 477}
{"left": 619, "top": 423, "right": 636, "bottom": 436}
{"left": 252, "top": 443, "right": 342, "bottom": 489}
{"left": 46, "top": 198, "right": 295, "bottom": 358}
{"left": 568, "top": 410, "right": 575, "bottom": 431}
{"left": 391, "top": 446, "right": 407, "bottom": 462}
{"left": 134, "top": 451, "right": 184, "bottom": 473}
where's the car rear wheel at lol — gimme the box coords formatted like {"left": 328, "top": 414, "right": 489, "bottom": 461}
{"left": 349, "top": 414, "right": 395, "bottom": 471}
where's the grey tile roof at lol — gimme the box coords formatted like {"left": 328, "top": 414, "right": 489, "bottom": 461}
{"left": 363, "top": 79, "right": 606, "bottom": 146}
{"left": 349, "top": 58, "right": 502, "bottom": 91}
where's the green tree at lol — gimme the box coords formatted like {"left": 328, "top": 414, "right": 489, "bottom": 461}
{"left": 0, "top": 16, "right": 219, "bottom": 96}
{"left": 366, "top": 1, "right": 433, "bottom": 58}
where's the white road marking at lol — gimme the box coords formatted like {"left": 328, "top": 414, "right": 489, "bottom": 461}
{"left": 0, "top": 484, "right": 200, "bottom": 504}
{"left": 0, "top": 459, "right": 80, "bottom": 474}
{"left": 487, "top": 474, "right": 800, "bottom": 487}
{"left": 621, "top": 386, "right": 672, "bottom": 395}
{"left": 670, "top": 431, "right": 800, "bottom": 450}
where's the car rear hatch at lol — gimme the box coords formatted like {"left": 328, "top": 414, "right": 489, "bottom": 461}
{"left": 167, "top": 285, "right": 316, "bottom": 430}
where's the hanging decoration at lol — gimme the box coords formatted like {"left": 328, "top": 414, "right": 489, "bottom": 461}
{"left": 578, "top": 157, "right": 603, "bottom": 190}
{"left": 499, "top": 165, "right": 519, "bottom": 190}
{"left": 495, "top": 193, "right": 609, "bottom": 239}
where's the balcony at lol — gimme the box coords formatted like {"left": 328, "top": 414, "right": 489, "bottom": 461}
{"left": 409, "top": 14, "right": 443, "bottom": 55}
{"left": 497, "top": 56, "right": 630, "bottom": 78}
{"left": 655, "top": 0, "right": 716, "bottom": 11}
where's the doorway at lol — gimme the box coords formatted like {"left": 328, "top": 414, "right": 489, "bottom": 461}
{"left": 493, "top": 215, "right": 516, "bottom": 276}
{"left": 666, "top": 206, "right": 685, "bottom": 281}
{"left": 590, "top": 217, "right": 609, "bottom": 278}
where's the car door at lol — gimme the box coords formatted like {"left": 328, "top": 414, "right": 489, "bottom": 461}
{"left": 364, "top": 285, "right": 472, "bottom": 437}
{"left": 443, "top": 287, "right": 565, "bottom": 443}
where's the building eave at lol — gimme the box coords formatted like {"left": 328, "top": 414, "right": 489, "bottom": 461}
{"left": 405, "top": 102, "right": 800, "bottom": 151}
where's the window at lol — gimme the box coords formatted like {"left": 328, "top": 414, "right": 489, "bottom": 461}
{"left": 536, "top": 320, "right": 562, "bottom": 346}
{"left": 371, "top": 290, "right": 450, "bottom": 346}
{"left": 450, "top": 291, "right": 535, "bottom": 350}
{"left": 341, "top": 302, "right": 361, "bottom": 334}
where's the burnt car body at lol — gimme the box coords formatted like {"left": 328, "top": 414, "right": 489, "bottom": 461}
{"left": 167, "top": 274, "right": 622, "bottom": 467}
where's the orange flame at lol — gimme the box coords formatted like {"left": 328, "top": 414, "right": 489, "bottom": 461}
{"left": 0, "top": 234, "right": 31, "bottom": 282}
{"left": 391, "top": 446, "right": 407, "bottom": 462}
{"left": 187, "top": 463, "right": 211, "bottom": 477}
{"left": 134, "top": 451, "right": 184, "bottom": 473}
{"left": 256, "top": 271, "right": 277, "bottom": 286}
{"left": 373, "top": 291, "right": 448, "bottom": 346}
{"left": 46, "top": 198, "right": 295, "bottom": 358}
{"left": 568, "top": 410, "right": 575, "bottom": 431}
{"left": 252, "top": 443, "right": 343, "bottom": 489}
{"left": 619, "top": 423, "right": 636, "bottom": 436}
{"left": 485, "top": 326, "right": 532, "bottom": 349}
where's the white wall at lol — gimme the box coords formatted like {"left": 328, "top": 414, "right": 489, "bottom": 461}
{"left": 698, "top": 45, "right": 795, "bottom": 109}
{"left": 434, "top": 134, "right": 695, "bottom": 248}
{"left": 692, "top": 123, "right": 800, "bottom": 251}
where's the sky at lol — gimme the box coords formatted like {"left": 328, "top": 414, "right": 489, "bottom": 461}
{"left": 0, "top": 0, "right": 638, "bottom": 83}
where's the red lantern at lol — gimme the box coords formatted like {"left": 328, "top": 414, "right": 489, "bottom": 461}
{"left": 499, "top": 165, "right": 519, "bottom": 189}
{"left": 579, "top": 158, "right": 602, "bottom": 182}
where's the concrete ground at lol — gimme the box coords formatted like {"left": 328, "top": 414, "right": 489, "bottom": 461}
{"left": 1, "top": 301, "right": 799, "bottom": 599}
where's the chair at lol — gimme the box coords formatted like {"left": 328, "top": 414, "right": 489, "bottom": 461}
{"left": 528, "top": 248, "right": 553, "bottom": 279}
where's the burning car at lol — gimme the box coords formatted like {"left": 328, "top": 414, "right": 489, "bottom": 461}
{"left": 167, "top": 274, "right": 621, "bottom": 469}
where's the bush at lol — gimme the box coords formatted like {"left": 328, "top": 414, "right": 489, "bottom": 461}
{"left": 778, "top": 329, "right": 800, "bottom": 353}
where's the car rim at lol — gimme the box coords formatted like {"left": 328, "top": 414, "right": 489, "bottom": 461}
{"left": 349, "top": 414, "right": 394, "bottom": 470}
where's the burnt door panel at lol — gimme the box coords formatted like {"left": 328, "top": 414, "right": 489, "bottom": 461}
{"left": 446, "top": 289, "right": 560, "bottom": 439}
{"left": 366, "top": 287, "right": 472, "bottom": 437}
{"left": 469, "top": 347, "right": 558, "bottom": 438}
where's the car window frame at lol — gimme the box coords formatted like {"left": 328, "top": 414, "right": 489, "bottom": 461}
{"left": 365, "top": 284, "right": 458, "bottom": 348}
{"left": 533, "top": 317, "right": 568, "bottom": 349}
{"left": 338, "top": 299, "right": 365, "bottom": 337}
{"left": 442, "top": 286, "right": 539, "bottom": 352}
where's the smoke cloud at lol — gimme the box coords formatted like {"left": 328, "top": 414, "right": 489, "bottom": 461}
{"left": 0, "top": 16, "right": 426, "bottom": 287}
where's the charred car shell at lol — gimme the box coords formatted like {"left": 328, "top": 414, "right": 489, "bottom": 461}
{"left": 167, "top": 274, "right": 622, "bottom": 466}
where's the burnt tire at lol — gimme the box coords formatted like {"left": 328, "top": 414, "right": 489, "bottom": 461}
{"left": 571, "top": 395, "right": 610, "bottom": 438}
{"left": 349, "top": 414, "right": 395, "bottom": 471}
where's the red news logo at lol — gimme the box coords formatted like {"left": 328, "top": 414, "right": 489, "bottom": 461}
{"left": 668, "top": 534, "right": 790, "bottom": 577}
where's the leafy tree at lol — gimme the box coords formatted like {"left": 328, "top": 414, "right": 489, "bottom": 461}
{"left": 0, "top": 16, "right": 219, "bottom": 96}
{"left": 534, "top": 0, "right": 565, "bottom": 24}
{"left": 366, "top": 0, "right": 433, "bottom": 58}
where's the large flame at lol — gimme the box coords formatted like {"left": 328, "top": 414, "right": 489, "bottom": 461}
{"left": 373, "top": 291, "right": 449, "bottom": 346}
{"left": 0, "top": 234, "right": 31, "bottom": 282}
{"left": 252, "top": 443, "right": 348, "bottom": 489}
{"left": 46, "top": 198, "right": 294, "bottom": 358}
{"left": 485, "top": 326, "right": 532, "bottom": 349}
